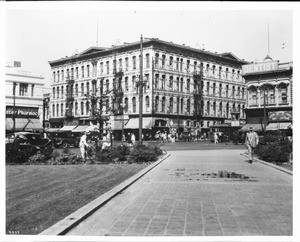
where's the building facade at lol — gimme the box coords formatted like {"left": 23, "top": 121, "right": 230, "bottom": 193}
{"left": 48, "top": 38, "right": 248, "bottom": 138}
{"left": 5, "top": 62, "right": 45, "bottom": 133}
{"left": 241, "top": 57, "right": 293, "bottom": 133}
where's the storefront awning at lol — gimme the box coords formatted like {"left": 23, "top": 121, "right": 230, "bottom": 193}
{"left": 72, "top": 125, "right": 89, "bottom": 132}
{"left": 279, "top": 122, "right": 292, "bottom": 130}
{"left": 240, "top": 124, "right": 263, "bottom": 132}
{"left": 6, "top": 118, "right": 43, "bottom": 132}
{"left": 59, "top": 125, "right": 77, "bottom": 131}
{"left": 125, "top": 118, "right": 153, "bottom": 129}
{"left": 266, "top": 122, "right": 292, "bottom": 131}
{"left": 266, "top": 123, "right": 279, "bottom": 131}
{"left": 45, "top": 128, "right": 61, "bottom": 132}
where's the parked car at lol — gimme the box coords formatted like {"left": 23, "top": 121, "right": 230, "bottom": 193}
{"left": 49, "top": 131, "right": 81, "bottom": 148}
{"left": 6, "top": 132, "right": 52, "bottom": 148}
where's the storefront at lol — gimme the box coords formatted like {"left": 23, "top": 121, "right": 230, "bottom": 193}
{"left": 6, "top": 106, "right": 43, "bottom": 133}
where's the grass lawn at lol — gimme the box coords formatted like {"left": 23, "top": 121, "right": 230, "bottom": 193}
{"left": 6, "top": 163, "right": 148, "bottom": 235}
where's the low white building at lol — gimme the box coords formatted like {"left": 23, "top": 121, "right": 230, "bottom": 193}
{"left": 5, "top": 62, "right": 45, "bottom": 133}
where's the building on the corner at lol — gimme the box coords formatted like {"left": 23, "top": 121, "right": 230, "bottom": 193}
{"left": 5, "top": 61, "right": 45, "bottom": 134}
{"left": 241, "top": 56, "right": 293, "bottom": 134}
{"left": 48, "top": 38, "right": 248, "bottom": 139}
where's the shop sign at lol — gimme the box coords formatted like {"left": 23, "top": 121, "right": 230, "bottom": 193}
{"left": 268, "top": 111, "right": 292, "bottom": 121}
{"left": 242, "top": 61, "right": 278, "bottom": 75}
{"left": 6, "top": 106, "right": 39, "bottom": 118}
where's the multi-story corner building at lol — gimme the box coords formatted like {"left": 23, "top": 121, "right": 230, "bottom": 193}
{"left": 48, "top": 38, "right": 248, "bottom": 138}
{"left": 5, "top": 61, "right": 45, "bottom": 133}
{"left": 241, "top": 56, "right": 293, "bottom": 133}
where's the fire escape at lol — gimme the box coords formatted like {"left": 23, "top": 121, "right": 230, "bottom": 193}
{"left": 112, "top": 58, "right": 124, "bottom": 115}
{"left": 193, "top": 70, "right": 203, "bottom": 121}
{"left": 65, "top": 68, "right": 74, "bottom": 120}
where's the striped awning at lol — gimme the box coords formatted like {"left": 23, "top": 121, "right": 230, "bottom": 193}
{"left": 59, "top": 125, "right": 77, "bottom": 131}
{"left": 240, "top": 124, "right": 263, "bottom": 132}
{"left": 125, "top": 117, "right": 153, "bottom": 129}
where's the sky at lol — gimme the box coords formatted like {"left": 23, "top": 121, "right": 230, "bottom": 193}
{"left": 3, "top": 2, "right": 296, "bottom": 91}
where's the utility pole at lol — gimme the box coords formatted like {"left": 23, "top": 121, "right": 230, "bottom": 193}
{"left": 13, "top": 82, "right": 16, "bottom": 134}
{"left": 139, "top": 35, "right": 143, "bottom": 145}
{"left": 263, "top": 84, "right": 267, "bottom": 133}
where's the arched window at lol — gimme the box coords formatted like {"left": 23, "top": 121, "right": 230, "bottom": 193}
{"left": 52, "top": 104, "right": 55, "bottom": 117}
{"left": 155, "top": 96, "right": 159, "bottom": 112}
{"left": 161, "top": 97, "right": 166, "bottom": 112}
{"left": 106, "top": 61, "right": 109, "bottom": 74}
{"left": 75, "top": 102, "right": 78, "bottom": 116}
{"left": 187, "top": 99, "right": 190, "bottom": 113}
{"left": 105, "top": 99, "right": 109, "bottom": 114}
{"left": 81, "top": 83, "right": 84, "bottom": 96}
{"left": 155, "top": 74, "right": 159, "bottom": 89}
{"left": 219, "top": 102, "right": 222, "bottom": 116}
{"left": 155, "top": 53, "right": 159, "bottom": 67}
{"left": 146, "top": 54, "right": 150, "bottom": 68}
{"left": 180, "top": 78, "right": 183, "bottom": 92}
{"left": 226, "top": 103, "right": 229, "bottom": 118}
{"left": 53, "top": 87, "right": 55, "bottom": 99}
{"left": 86, "top": 101, "right": 90, "bottom": 115}
{"left": 61, "top": 103, "right": 64, "bottom": 116}
{"left": 187, "top": 79, "right": 190, "bottom": 92}
{"left": 56, "top": 87, "right": 59, "bottom": 99}
{"left": 201, "top": 100, "right": 204, "bottom": 115}
{"left": 213, "top": 102, "right": 216, "bottom": 116}
{"left": 124, "top": 98, "right": 129, "bottom": 112}
{"left": 169, "top": 97, "right": 173, "bottom": 113}
{"left": 132, "top": 56, "right": 136, "bottom": 70}
{"left": 56, "top": 104, "right": 59, "bottom": 117}
{"left": 132, "top": 97, "right": 136, "bottom": 113}
{"left": 81, "top": 102, "right": 84, "bottom": 115}
{"left": 207, "top": 101, "right": 210, "bottom": 115}
{"left": 162, "top": 55, "right": 166, "bottom": 69}
{"left": 57, "top": 71, "right": 60, "bottom": 82}
{"left": 145, "top": 96, "right": 150, "bottom": 111}
{"left": 169, "top": 76, "right": 173, "bottom": 90}
{"left": 132, "top": 76, "right": 136, "bottom": 91}
{"left": 61, "top": 86, "right": 64, "bottom": 99}
{"left": 86, "top": 82, "right": 90, "bottom": 94}
{"left": 232, "top": 86, "right": 235, "bottom": 99}
{"left": 219, "top": 84, "right": 222, "bottom": 97}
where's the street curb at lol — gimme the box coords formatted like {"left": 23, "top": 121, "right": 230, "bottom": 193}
{"left": 240, "top": 153, "right": 293, "bottom": 175}
{"left": 39, "top": 153, "right": 170, "bottom": 235}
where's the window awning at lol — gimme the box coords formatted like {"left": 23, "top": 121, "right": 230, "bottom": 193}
{"left": 125, "top": 118, "right": 153, "bottom": 129}
{"left": 6, "top": 118, "right": 43, "bottom": 131}
{"left": 59, "top": 125, "right": 77, "bottom": 131}
{"left": 240, "top": 124, "right": 263, "bottom": 132}
{"left": 266, "top": 123, "right": 279, "bottom": 131}
{"left": 279, "top": 122, "right": 292, "bottom": 130}
{"left": 45, "top": 128, "right": 61, "bottom": 132}
{"left": 72, "top": 125, "right": 89, "bottom": 132}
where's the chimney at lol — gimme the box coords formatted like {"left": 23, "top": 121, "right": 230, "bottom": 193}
{"left": 14, "top": 61, "right": 21, "bottom": 67}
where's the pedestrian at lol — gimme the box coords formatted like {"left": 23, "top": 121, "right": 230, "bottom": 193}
{"left": 131, "top": 133, "right": 136, "bottom": 145}
{"left": 245, "top": 126, "right": 259, "bottom": 163}
{"left": 127, "top": 132, "right": 132, "bottom": 145}
{"left": 79, "top": 131, "right": 90, "bottom": 160}
{"left": 214, "top": 132, "right": 219, "bottom": 144}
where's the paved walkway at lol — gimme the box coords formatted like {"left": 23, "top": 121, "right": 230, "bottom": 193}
{"left": 66, "top": 149, "right": 292, "bottom": 236}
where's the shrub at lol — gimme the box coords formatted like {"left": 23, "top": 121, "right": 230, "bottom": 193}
{"left": 127, "top": 144, "right": 158, "bottom": 163}
{"left": 28, "top": 153, "right": 48, "bottom": 164}
{"left": 6, "top": 144, "right": 36, "bottom": 164}
{"left": 255, "top": 138, "right": 292, "bottom": 164}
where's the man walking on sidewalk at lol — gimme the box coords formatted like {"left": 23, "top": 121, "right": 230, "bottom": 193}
{"left": 245, "top": 126, "right": 259, "bottom": 163}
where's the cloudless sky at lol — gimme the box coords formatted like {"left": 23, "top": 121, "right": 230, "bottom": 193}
{"left": 3, "top": 2, "right": 295, "bottom": 89}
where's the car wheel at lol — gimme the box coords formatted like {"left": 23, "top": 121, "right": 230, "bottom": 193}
{"left": 61, "top": 141, "right": 68, "bottom": 149}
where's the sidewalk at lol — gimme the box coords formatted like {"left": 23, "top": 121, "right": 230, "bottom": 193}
{"left": 51, "top": 149, "right": 293, "bottom": 236}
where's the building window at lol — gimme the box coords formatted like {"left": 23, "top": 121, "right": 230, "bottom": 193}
{"left": 80, "top": 102, "right": 83, "bottom": 115}
{"left": 194, "top": 61, "right": 197, "bottom": 73}
{"left": 57, "top": 71, "right": 60, "bottom": 82}
{"left": 237, "top": 87, "right": 240, "bottom": 99}
{"left": 213, "top": 102, "right": 216, "bottom": 116}
{"left": 75, "top": 84, "right": 78, "bottom": 97}
{"left": 132, "top": 56, "right": 136, "bottom": 70}
{"left": 19, "top": 83, "right": 28, "bottom": 96}
{"left": 219, "top": 102, "right": 222, "bottom": 116}
{"left": 176, "top": 58, "right": 179, "bottom": 70}
{"left": 212, "top": 65, "right": 216, "bottom": 76}
{"left": 187, "top": 79, "right": 190, "bottom": 92}
{"left": 177, "top": 97, "right": 180, "bottom": 113}
{"left": 106, "top": 61, "right": 109, "bottom": 74}
{"left": 169, "top": 56, "right": 173, "bottom": 69}
{"left": 86, "top": 82, "right": 90, "bottom": 94}
{"left": 212, "top": 83, "right": 216, "bottom": 96}
{"left": 132, "top": 97, "right": 136, "bottom": 113}
{"left": 180, "top": 59, "right": 183, "bottom": 72}
{"left": 162, "top": 75, "right": 166, "bottom": 90}
{"left": 280, "top": 86, "right": 287, "bottom": 104}
{"left": 61, "top": 70, "right": 64, "bottom": 81}
{"left": 113, "top": 60, "right": 116, "bottom": 73}
{"left": 169, "top": 76, "right": 173, "bottom": 90}
{"left": 119, "top": 59, "right": 123, "bottom": 71}
{"left": 219, "top": 84, "right": 222, "bottom": 97}
{"left": 92, "top": 80, "right": 97, "bottom": 94}
{"left": 249, "top": 87, "right": 257, "bottom": 106}
{"left": 100, "top": 62, "right": 103, "bottom": 75}
{"left": 186, "top": 60, "right": 190, "bottom": 73}
{"left": 155, "top": 54, "right": 159, "bottom": 67}
{"left": 86, "top": 101, "right": 90, "bottom": 115}
{"left": 162, "top": 55, "right": 166, "bottom": 69}
{"left": 161, "top": 97, "right": 165, "bottom": 112}
{"left": 76, "top": 67, "right": 79, "bottom": 79}
{"left": 169, "top": 97, "right": 173, "bottom": 113}
{"left": 66, "top": 69, "right": 70, "bottom": 80}
{"left": 81, "top": 66, "right": 84, "bottom": 78}
{"left": 124, "top": 98, "right": 128, "bottom": 112}
{"left": 81, "top": 83, "right": 84, "bottom": 96}
{"left": 125, "top": 58, "right": 129, "bottom": 71}
{"left": 61, "top": 86, "right": 64, "bottom": 99}
{"left": 154, "top": 96, "right": 159, "bottom": 112}
{"left": 75, "top": 102, "right": 78, "bottom": 116}
{"left": 56, "top": 104, "right": 59, "bottom": 117}
{"left": 232, "top": 69, "right": 235, "bottom": 80}
{"left": 225, "top": 68, "right": 229, "bottom": 80}
{"left": 52, "top": 87, "right": 55, "bottom": 99}
{"left": 132, "top": 76, "right": 136, "bottom": 90}
{"left": 61, "top": 103, "right": 64, "bottom": 116}
{"left": 226, "top": 85, "right": 229, "bottom": 97}
{"left": 155, "top": 74, "right": 159, "bottom": 89}
{"left": 53, "top": 72, "right": 56, "bottom": 82}
{"left": 146, "top": 54, "right": 150, "bottom": 68}
{"left": 232, "top": 86, "right": 235, "bottom": 99}
{"left": 206, "top": 101, "right": 210, "bottom": 115}
{"left": 125, "top": 77, "right": 129, "bottom": 91}
{"left": 145, "top": 96, "right": 150, "bottom": 111}
{"left": 56, "top": 87, "right": 59, "bottom": 99}
{"left": 226, "top": 103, "right": 229, "bottom": 118}
{"left": 52, "top": 104, "right": 55, "bottom": 117}
{"left": 106, "top": 79, "right": 109, "bottom": 92}
{"left": 206, "top": 82, "right": 210, "bottom": 95}
{"left": 269, "top": 88, "right": 275, "bottom": 104}
{"left": 177, "top": 77, "right": 180, "bottom": 91}
{"left": 242, "top": 88, "right": 245, "bottom": 99}
{"left": 187, "top": 99, "right": 190, "bottom": 113}
{"left": 180, "top": 78, "right": 183, "bottom": 92}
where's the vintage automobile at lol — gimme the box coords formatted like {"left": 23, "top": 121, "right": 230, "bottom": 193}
{"left": 49, "top": 131, "right": 81, "bottom": 148}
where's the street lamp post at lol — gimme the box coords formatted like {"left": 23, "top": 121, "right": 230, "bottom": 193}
{"left": 139, "top": 35, "right": 143, "bottom": 145}
{"left": 13, "top": 82, "right": 16, "bottom": 134}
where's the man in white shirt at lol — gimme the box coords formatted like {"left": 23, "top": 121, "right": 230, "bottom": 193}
{"left": 79, "top": 131, "right": 90, "bottom": 160}
{"left": 245, "top": 126, "right": 259, "bottom": 163}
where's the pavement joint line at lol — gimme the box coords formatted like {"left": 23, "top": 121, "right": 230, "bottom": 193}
{"left": 240, "top": 153, "right": 292, "bottom": 175}
{"left": 39, "top": 153, "right": 170, "bottom": 236}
